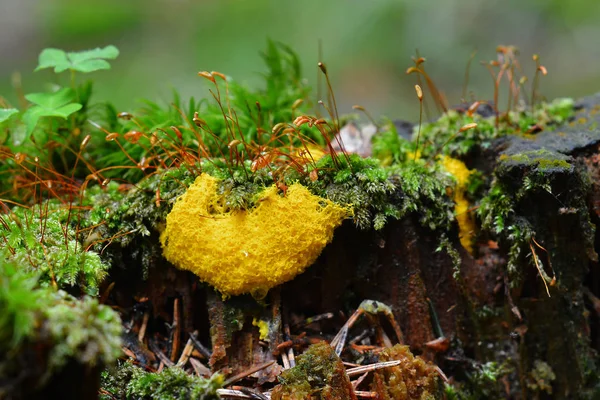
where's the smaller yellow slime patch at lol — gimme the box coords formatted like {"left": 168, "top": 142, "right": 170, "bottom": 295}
{"left": 252, "top": 318, "right": 270, "bottom": 341}
{"left": 161, "top": 174, "right": 349, "bottom": 297}
{"left": 441, "top": 157, "right": 476, "bottom": 254}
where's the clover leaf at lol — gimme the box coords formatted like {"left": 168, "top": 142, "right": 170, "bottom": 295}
{"left": 35, "top": 45, "right": 119, "bottom": 74}
{"left": 0, "top": 108, "right": 18, "bottom": 124}
{"left": 22, "top": 88, "right": 82, "bottom": 134}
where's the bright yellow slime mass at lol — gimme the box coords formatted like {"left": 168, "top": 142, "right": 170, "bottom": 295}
{"left": 160, "top": 174, "right": 349, "bottom": 297}
{"left": 441, "top": 157, "right": 476, "bottom": 255}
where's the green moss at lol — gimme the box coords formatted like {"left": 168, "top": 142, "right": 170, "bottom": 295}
{"left": 0, "top": 260, "right": 47, "bottom": 350}
{"left": 88, "top": 165, "right": 197, "bottom": 240}
{"left": 445, "top": 361, "right": 512, "bottom": 400}
{"left": 479, "top": 175, "right": 537, "bottom": 283}
{"left": 479, "top": 150, "right": 573, "bottom": 281}
{"left": 304, "top": 154, "right": 398, "bottom": 230}
{"left": 44, "top": 290, "right": 122, "bottom": 371}
{"left": 86, "top": 151, "right": 455, "bottom": 247}
{"left": 1, "top": 201, "right": 109, "bottom": 295}
{"left": 272, "top": 342, "right": 355, "bottom": 400}
{"left": 0, "top": 261, "right": 122, "bottom": 396}
{"left": 478, "top": 180, "right": 514, "bottom": 235}
{"left": 219, "top": 298, "right": 247, "bottom": 342}
{"left": 540, "top": 97, "right": 576, "bottom": 125}
{"left": 464, "top": 169, "right": 486, "bottom": 201}
{"left": 371, "top": 120, "right": 415, "bottom": 165}
{"left": 437, "top": 234, "right": 462, "bottom": 279}
{"left": 127, "top": 367, "right": 222, "bottom": 400}
{"left": 303, "top": 154, "right": 454, "bottom": 232}
{"left": 77, "top": 165, "right": 198, "bottom": 277}
{"left": 100, "top": 361, "right": 223, "bottom": 400}
{"left": 527, "top": 360, "right": 556, "bottom": 395}
{"left": 202, "top": 158, "right": 275, "bottom": 211}
{"left": 501, "top": 149, "right": 572, "bottom": 172}
{"left": 409, "top": 97, "right": 574, "bottom": 159}
{"left": 390, "top": 161, "right": 455, "bottom": 232}
{"left": 537, "top": 158, "right": 571, "bottom": 170}
{"left": 418, "top": 110, "right": 496, "bottom": 157}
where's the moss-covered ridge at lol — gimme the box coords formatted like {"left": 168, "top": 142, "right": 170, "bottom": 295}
{"left": 478, "top": 93, "right": 600, "bottom": 288}
{"left": 371, "top": 97, "right": 575, "bottom": 164}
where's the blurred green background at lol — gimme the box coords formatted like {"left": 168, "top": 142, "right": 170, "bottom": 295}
{"left": 1, "top": 0, "right": 600, "bottom": 121}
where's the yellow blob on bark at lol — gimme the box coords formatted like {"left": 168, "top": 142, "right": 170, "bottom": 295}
{"left": 160, "top": 174, "right": 349, "bottom": 298}
{"left": 441, "top": 157, "right": 476, "bottom": 254}
{"left": 252, "top": 318, "right": 270, "bottom": 341}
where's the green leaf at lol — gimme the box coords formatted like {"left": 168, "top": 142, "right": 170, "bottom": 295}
{"left": 26, "top": 87, "right": 77, "bottom": 108}
{"left": 0, "top": 108, "right": 18, "bottom": 124}
{"left": 35, "top": 45, "right": 119, "bottom": 73}
{"left": 22, "top": 88, "right": 82, "bottom": 134}
{"left": 35, "top": 48, "right": 69, "bottom": 72}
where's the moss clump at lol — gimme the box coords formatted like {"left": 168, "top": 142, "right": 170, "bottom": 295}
{"left": 100, "top": 361, "right": 223, "bottom": 400}
{"left": 83, "top": 165, "right": 197, "bottom": 246}
{"left": 76, "top": 165, "right": 199, "bottom": 279}
{"left": 272, "top": 342, "right": 355, "bottom": 400}
{"left": 478, "top": 180, "right": 537, "bottom": 283}
{"left": 0, "top": 260, "right": 122, "bottom": 397}
{"left": 389, "top": 162, "right": 455, "bottom": 232}
{"left": 527, "top": 360, "right": 556, "bottom": 395}
{"left": 371, "top": 121, "right": 414, "bottom": 165}
{"left": 0, "top": 261, "right": 47, "bottom": 350}
{"left": 370, "top": 344, "right": 441, "bottom": 400}
{"left": 499, "top": 149, "right": 572, "bottom": 172}
{"left": 201, "top": 158, "right": 279, "bottom": 212}
{"left": 444, "top": 361, "right": 512, "bottom": 400}
{"left": 1, "top": 201, "right": 109, "bottom": 295}
{"left": 413, "top": 98, "right": 575, "bottom": 159}
{"left": 161, "top": 173, "right": 349, "bottom": 297}
{"left": 202, "top": 153, "right": 403, "bottom": 232}
{"left": 43, "top": 290, "right": 122, "bottom": 372}
{"left": 304, "top": 153, "right": 398, "bottom": 230}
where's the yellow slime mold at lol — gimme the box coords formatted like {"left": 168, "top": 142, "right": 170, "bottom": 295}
{"left": 252, "top": 318, "right": 270, "bottom": 341}
{"left": 441, "top": 157, "right": 476, "bottom": 254}
{"left": 160, "top": 174, "right": 349, "bottom": 298}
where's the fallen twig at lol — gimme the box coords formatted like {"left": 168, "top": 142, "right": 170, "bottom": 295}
{"left": 223, "top": 360, "right": 277, "bottom": 387}
{"left": 217, "top": 388, "right": 271, "bottom": 399}
{"left": 346, "top": 360, "right": 402, "bottom": 377}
